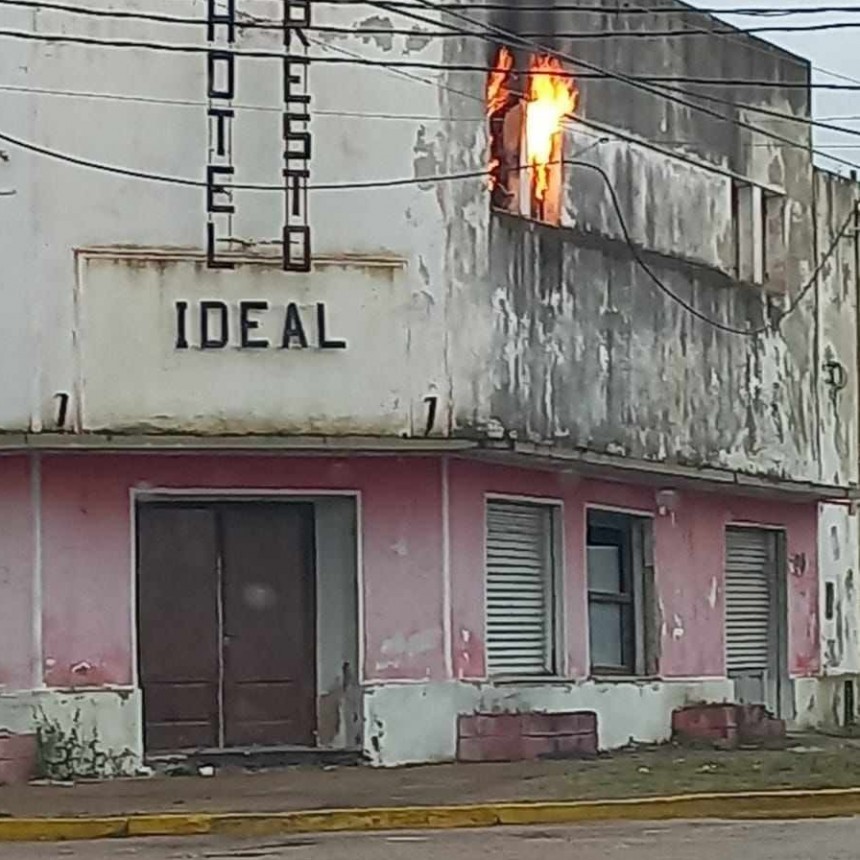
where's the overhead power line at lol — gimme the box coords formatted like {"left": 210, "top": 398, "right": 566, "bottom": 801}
{"left": 9, "top": 80, "right": 860, "bottom": 148}
{"left": 321, "top": 2, "right": 860, "bottom": 12}
{"left": 6, "top": 0, "right": 860, "bottom": 20}
{"left": 5, "top": 0, "right": 860, "bottom": 36}
{"left": 311, "top": 22, "right": 860, "bottom": 37}
{"left": 5, "top": 27, "right": 860, "bottom": 90}
{"left": 364, "top": 0, "right": 860, "bottom": 171}
{"left": 574, "top": 160, "right": 856, "bottom": 336}
{"left": 0, "top": 119, "right": 849, "bottom": 337}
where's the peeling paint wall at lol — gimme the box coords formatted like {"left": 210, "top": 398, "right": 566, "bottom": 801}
{"left": 818, "top": 504, "right": 860, "bottom": 676}
{"left": 436, "top": 2, "right": 857, "bottom": 488}
{"left": 0, "top": 0, "right": 452, "bottom": 435}
{"left": 448, "top": 460, "right": 819, "bottom": 683}
{"left": 363, "top": 678, "right": 735, "bottom": 766}
{"left": 0, "top": 456, "right": 35, "bottom": 691}
{"left": 0, "top": 689, "right": 141, "bottom": 777}
{"left": 315, "top": 497, "right": 361, "bottom": 749}
{"left": 34, "top": 454, "right": 445, "bottom": 688}
{"left": 0, "top": 451, "right": 826, "bottom": 766}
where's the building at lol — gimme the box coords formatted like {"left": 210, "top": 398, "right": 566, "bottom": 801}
{"left": 0, "top": 0, "right": 859, "bottom": 772}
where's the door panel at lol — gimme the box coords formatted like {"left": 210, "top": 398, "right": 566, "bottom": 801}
{"left": 220, "top": 504, "right": 316, "bottom": 746}
{"left": 138, "top": 506, "right": 219, "bottom": 751}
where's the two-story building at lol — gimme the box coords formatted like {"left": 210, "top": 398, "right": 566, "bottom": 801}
{"left": 0, "top": 0, "right": 858, "bottom": 771}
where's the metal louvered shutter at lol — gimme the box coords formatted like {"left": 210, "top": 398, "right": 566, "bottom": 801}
{"left": 725, "top": 527, "right": 772, "bottom": 672}
{"left": 485, "top": 501, "right": 553, "bottom": 676}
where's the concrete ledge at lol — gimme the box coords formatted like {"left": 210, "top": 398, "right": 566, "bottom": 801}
{"left": 4, "top": 788, "right": 860, "bottom": 842}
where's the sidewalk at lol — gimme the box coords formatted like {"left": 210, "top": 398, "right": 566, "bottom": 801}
{"left": 2, "top": 734, "right": 860, "bottom": 819}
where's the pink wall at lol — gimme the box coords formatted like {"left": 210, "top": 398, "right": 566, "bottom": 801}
{"left": 0, "top": 455, "right": 35, "bottom": 690}
{"left": 38, "top": 454, "right": 445, "bottom": 687}
{"left": 448, "top": 460, "right": 819, "bottom": 680}
{"left": 10, "top": 453, "right": 818, "bottom": 693}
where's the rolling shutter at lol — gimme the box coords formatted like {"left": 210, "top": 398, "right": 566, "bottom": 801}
{"left": 485, "top": 501, "right": 553, "bottom": 675}
{"left": 725, "top": 527, "right": 772, "bottom": 673}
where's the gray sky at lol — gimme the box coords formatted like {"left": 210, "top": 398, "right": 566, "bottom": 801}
{"left": 694, "top": 0, "right": 860, "bottom": 171}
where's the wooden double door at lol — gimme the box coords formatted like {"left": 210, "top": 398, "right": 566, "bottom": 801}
{"left": 137, "top": 503, "right": 316, "bottom": 752}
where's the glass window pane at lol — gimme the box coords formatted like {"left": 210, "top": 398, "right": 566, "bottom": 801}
{"left": 589, "top": 601, "right": 624, "bottom": 668}
{"left": 587, "top": 545, "right": 622, "bottom": 593}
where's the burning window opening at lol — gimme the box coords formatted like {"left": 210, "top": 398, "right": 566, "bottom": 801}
{"left": 487, "top": 47, "right": 578, "bottom": 224}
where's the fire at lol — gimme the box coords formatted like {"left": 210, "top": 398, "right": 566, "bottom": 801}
{"left": 525, "top": 55, "right": 577, "bottom": 202}
{"left": 486, "top": 47, "right": 513, "bottom": 191}
{"left": 486, "top": 46, "right": 513, "bottom": 117}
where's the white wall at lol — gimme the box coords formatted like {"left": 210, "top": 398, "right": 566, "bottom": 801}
{"left": 363, "top": 678, "right": 734, "bottom": 766}
{"left": 0, "top": 0, "right": 451, "bottom": 433}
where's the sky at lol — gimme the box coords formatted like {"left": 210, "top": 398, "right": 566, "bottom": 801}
{"left": 694, "top": 0, "right": 860, "bottom": 172}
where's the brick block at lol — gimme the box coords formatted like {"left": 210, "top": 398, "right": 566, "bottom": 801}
{"left": 521, "top": 713, "right": 554, "bottom": 737}
{"left": 552, "top": 732, "right": 598, "bottom": 758}
{"left": 458, "top": 715, "right": 479, "bottom": 739}
{"left": 458, "top": 736, "right": 522, "bottom": 763}
{"left": 521, "top": 735, "right": 555, "bottom": 760}
{"left": 478, "top": 714, "right": 522, "bottom": 737}
{"left": 457, "top": 711, "right": 599, "bottom": 763}
{"left": 672, "top": 704, "right": 739, "bottom": 749}
{"left": 551, "top": 712, "right": 598, "bottom": 735}
{"left": 0, "top": 732, "right": 37, "bottom": 785}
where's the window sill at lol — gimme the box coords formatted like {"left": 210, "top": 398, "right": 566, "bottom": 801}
{"left": 589, "top": 674, "right": 660, "bottom": 684}
{"left": 487, "top": 675, "right": 573, "bottom": 686}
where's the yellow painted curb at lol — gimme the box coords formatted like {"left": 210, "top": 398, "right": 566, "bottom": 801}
{"left": 4, "top": 788, "right": 860, "bottom": 843}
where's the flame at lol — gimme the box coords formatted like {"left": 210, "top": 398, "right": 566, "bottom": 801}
{"left": 525, "top": 55, "right": 577, "bottom": 203}
{"left": 486, "top": 46, "right": 513, "bottom": 117}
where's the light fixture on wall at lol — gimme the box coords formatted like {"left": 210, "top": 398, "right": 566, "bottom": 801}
{"left": 655, "top": 489, "right": 680, "bottom": 521}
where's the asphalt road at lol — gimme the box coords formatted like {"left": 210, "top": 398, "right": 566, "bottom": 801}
{"left": 2, "top": 819, "right": 860, "bottom": 859}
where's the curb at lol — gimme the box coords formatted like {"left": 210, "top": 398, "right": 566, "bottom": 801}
{"left": 3, "top": 788, "right": 860, "bottom": 843}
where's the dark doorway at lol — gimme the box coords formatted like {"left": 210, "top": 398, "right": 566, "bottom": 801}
{"left": 137, "top": 502, "right": 316, "bottom": 753}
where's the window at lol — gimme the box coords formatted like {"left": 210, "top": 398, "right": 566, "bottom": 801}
{"left": 486, "top": 46, "right": 575, "bottom": 226}
{"left": 485, "top": 500, "right": 558, "bottom": 676}
{"left": 587, "top": 510, "right": 654, "bottom": 675}
{"left": 732, "top": 180, "right": 787, "bottom": 290}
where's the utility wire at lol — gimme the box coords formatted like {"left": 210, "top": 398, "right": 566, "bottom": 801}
{"left": 320, "top": 2, "right": 860, "bottom": 12}
{"left": 8, "top": 0, "right": 860, "bottom": 17}
{"left": 368, "top": 0, "right": 860, "bottom": 325}
{"left": 5, "top": 0, "right": 860, "bottom": 36}
{"left": 310, "top": 22, "right": 860, "bottom": 37}
{"left": 10, "top": 80, "right": 860, "bottom": 147}
{"left": 6, "top": 27, "right": 860, "bottom": 90}
{"left": 574, "top": 159, "right": 856, "bottom": 336}
{"left": 0, "top": 118, "right": 847, "bottom": 336}
{"left": 367, "top": 0, "right": 860, "bottom": 172}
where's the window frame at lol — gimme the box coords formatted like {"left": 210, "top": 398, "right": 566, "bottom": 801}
{"left": 483, "top": 495, "right": 564, "bottom": 680}
{"left": 586, "top": 508, "right": 653, "bottom": 678}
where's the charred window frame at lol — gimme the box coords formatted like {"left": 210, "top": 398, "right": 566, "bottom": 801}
{"left": 587, "top": 510, "right": 655, "bottom": 677}
{"left": 487, "top": 48, "right": 571, "bottom": 226}
{"left": 732, "top": 179, "right": 787, "bottom": 291}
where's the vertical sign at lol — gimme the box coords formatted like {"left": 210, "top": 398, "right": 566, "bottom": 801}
{"left": 206, "top": 0, "right": 236, "bottom": 269}
{"left": 282, "top": 0, "right": 312, "bottom": 271}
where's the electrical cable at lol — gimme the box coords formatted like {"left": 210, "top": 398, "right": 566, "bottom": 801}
{"left": 7, "top": 27, "right": 860, "bottom": 90}
{"left": 0, "top": 117, "right": 847, "bottom": 336}
{"left": 6, "top": 0, "right": 860, "bottom": 19}
{"left": 319, "top": 2, "right": 860, "bottom": 13}
{"left": 367, "top": 0, "right": 860, "bottom": 171}
{"left": 568, "top": 158, "right": 856, "bottom": 336}
{"left": 357, "top": 0, "right": 859, "bottom": 331}
{"left": 6, "top": 0, "right": 860, "bottom": 36}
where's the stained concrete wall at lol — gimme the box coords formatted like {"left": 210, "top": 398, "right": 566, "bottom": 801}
{"left": 435, "top": 1, "right": 857, "bottom": 488}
